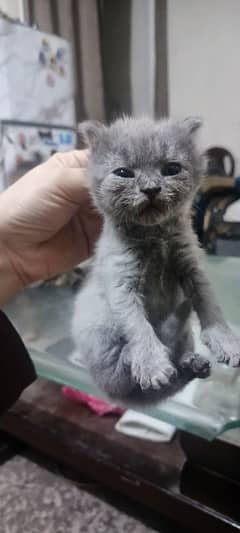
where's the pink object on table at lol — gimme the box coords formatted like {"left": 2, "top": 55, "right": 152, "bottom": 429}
{"left": 62, "top": 386, "right": 124, "bottom": 416}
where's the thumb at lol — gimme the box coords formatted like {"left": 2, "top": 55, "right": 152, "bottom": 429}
{"left": 46, "top": 150, "right": 92, "bottom": 206}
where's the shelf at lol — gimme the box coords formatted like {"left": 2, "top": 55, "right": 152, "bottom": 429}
{"left": 4, "top": 256, "right": 240, "bottom": 441}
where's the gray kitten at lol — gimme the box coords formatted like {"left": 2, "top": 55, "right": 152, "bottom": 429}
{"left": 72, "top": 116, "right": 240, "bottom": 405}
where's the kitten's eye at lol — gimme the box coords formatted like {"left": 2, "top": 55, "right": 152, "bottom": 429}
{"left": 161, "top": 162, "right": 182, "bottom": 177}
{"left": 113, "top": 167, "right": 135, "bottom": 178}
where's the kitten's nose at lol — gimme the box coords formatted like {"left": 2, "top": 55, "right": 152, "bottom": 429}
{"left": 140, "top": 186, "right": 161, "bottom": 200}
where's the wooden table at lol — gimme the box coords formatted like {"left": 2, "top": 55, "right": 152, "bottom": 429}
{"left": 0, "top": 379, "right": 239, "bottom": 532}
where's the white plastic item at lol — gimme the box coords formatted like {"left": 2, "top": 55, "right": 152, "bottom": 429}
{"left": 115, "top": 409, "right": 176, "bottom": 442}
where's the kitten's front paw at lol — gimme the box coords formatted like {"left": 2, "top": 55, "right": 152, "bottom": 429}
{"left": 131, "top": 345, "right": 177, "bottom": 391}
{"left": 179, "top": 352, "right": 211, "bottom": 379}
{"left": 201, "top": 325, "right": 240, "bottom": 367}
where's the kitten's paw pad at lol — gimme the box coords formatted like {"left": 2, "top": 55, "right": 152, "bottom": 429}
{"left": 179, "top": 352, "right": 211, "bottom": 379}
{"left": 201, "top": 326, "right": 240, "bottom": 367}
{"left": 132, "top": 360, "right": 177, "bottom": 391}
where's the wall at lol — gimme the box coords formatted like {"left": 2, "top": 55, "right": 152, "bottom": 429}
{"left": 100, "top": 0, "right": 132, "bottom": 119}
{"left": 131, "top": 0, "right": 155, "bottom": 117}
{"left": 168, "top": 0, "right": 240, "bottom": 171}
{"left": 6, "top": 0, "right": 105, "bottom": 122}
{"left": 0, "top": 0, "right": 23, "bottom": 19}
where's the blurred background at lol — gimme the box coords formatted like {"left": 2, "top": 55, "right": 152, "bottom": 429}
{"left": 1, "top": 0, "right": 240, "bottom": 256}
{"left": 1, "top": 0, "right": 239, "bottom": 152}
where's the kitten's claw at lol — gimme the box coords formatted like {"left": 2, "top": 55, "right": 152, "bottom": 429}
{"left": 201, "top": 326, "right": 240, "bottom": 367}
{"left": 179, "top": 352, "right": 211, "bottom": 379}
{"left": 142, "top": 367, "right": 177, "bottom": 391}
{"left": 231, "top": 355, "right": 240, "bottom": 368}
{"left": 216, "top": 352, "right": 230, "bottom": 364}
{"left": 132, "top": 356, "right": 177, "bottom": 392}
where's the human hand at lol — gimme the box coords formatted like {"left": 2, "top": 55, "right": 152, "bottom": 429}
{"left": 0, "top": 150, "right": 101, "bottom": 301}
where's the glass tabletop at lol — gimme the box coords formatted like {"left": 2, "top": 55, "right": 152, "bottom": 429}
{"left": 4, "top": 256, "right": 240, "bottom": 441}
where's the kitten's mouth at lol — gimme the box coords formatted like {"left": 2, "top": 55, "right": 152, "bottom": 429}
{"left": 138, "top": 200, "right": 165, "bottom": 215}
{"left": 141, "top": 206, "right": 160, "bottom": 216}
{"left": 136, "top": 199, "right": 170, "bottom": 225}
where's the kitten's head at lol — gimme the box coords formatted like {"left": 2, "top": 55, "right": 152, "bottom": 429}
{"left": 79, "top": 116, "right": 203, "bottom": 226}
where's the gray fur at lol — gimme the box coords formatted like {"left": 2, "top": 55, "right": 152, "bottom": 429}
{"left": 72, "top": 116, "right": 239, "bottom": 405}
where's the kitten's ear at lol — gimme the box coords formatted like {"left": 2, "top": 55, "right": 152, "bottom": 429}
{"left": 77, "top": 120, "right": 104, "bottom": 147}
{"left": 182, "top": 116, "right": 203, "bottom": 135}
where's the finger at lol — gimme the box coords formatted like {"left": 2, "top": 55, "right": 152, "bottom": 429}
{"left": 54, "top": 167, "right": 91, "bottom": 205}
{"left": 39, "top": 216, "right": 91, "bottom": 273}
{"left": 47, "top": 150, "right": 92, "bottom": 205}
{"left": 49, "top": 150, "right": 89, "bottom": 169}
{"left": 0, "top": 150, "right": 101, "bottom": 245}
{"left": 38, "top": 151, "right": 92, "bottom": 205}
{"left": 11, "top": 217, "right": 91, "bottom": 285}
{"left": 78, "top": 209, "right": 102, "bottom": 256}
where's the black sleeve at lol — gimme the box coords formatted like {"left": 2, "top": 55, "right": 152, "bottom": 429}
{"left": 0, "top": 310, "right": 36, "bottom": 415}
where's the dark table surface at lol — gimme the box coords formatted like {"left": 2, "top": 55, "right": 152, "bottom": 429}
{"left": 0, "top": 379, "right": 239, "bottom": 533}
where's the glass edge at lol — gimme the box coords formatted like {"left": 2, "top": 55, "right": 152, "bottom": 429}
{"left": 31, "top": 349, "right": 240, "bottom": 441}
